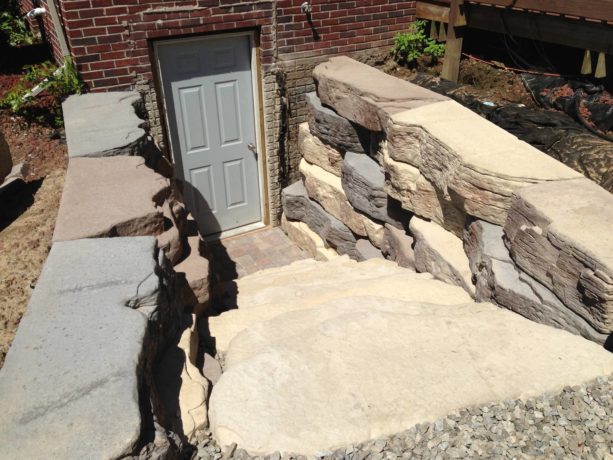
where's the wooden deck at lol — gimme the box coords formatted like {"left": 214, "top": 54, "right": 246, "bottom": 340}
{"left": 416, "top": 0, "right": 613, "bottom": 80}
{"left": 465, "top": 0, "right": 613, "bottom": 24}
{"left": 419, "top": 0, "right": 613, "bottom": 24}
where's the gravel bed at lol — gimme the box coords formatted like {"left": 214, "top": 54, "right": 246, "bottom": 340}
{"left": 192, "top": 375, "right": 613, "bottom": 460}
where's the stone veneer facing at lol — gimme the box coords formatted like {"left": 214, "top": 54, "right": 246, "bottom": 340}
{"left": 281, "top": 56, "right": 613, "bottom": 347}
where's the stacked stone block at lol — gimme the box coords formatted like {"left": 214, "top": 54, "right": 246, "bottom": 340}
{"left": 58, "top": 92, "right": 211, "bottom": 312}
{"left": 282, "top": 56, "right": 613, "bottom": 348}
{"left": 0, "top": 237, "right": 184, "bottom": 459}
{"left": 0, "top": 92, "right": 214, "bottom": 459}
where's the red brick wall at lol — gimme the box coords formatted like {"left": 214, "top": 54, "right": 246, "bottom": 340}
{"left": 55, "top": 0, "right": 415, "bottom": 90}
{"left": 59, "top": 1, "right": 271, "bottom": 90}
{"left": 18, "top": 0, "right": 39, "bottom": 35}
{"left": 275, "top": 0, "right": 413, "bottom": 61}
{"left": 53, "top": 0, "right": 416, "bottom": 222}
{"left": 18, "top": 0, "right": 66, "bottom": 64}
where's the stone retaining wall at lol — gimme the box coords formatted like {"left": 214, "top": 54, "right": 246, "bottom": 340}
{"left": 0, "top": 93, "right": 213, "bottom": 458}
{"left": 281, "top": 56, "right": 613, "bottom": 349}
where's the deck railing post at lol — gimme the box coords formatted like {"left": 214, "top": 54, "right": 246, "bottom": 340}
{"left": 441, "top": 0, "right": 464, "bottom": 82}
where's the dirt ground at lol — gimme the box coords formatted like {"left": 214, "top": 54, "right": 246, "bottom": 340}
{"left": 0, "top": 93, "right": 67, "bottom": 368}
{"left": 381, "top": 57, "right": 536, "bottom": 107}
{"left": 0, "top": 170, "right": 65, "bottom": 367}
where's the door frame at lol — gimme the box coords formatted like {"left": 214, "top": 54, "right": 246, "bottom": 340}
{"left": 153, "top": 30, "right": 269, "bottom": 239}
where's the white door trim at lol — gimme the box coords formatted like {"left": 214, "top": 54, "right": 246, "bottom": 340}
{"left": 153, "top": 30, "right": 268, "bottom": 240}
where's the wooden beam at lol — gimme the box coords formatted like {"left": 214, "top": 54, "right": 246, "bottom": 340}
{"left": 465, "top": 0, "right": 613, "bottom": 23}
{"left": 417, "top": 2, "right": 450, "bottom": 23}
{"left": 441, "top": 0, "right": 465, "bottom": 82}
{"left": 467, "top": 6, "right": 613, "bottom": 55}
{"left": 430, "top": 20, "right": 439, "bottom": 40}
{"left": 416, "top": 2, "right": 467, "bottom": 26}
{"left": 439, "top": 21, "right": 447, "bottom": 41}
{"left": 595, "top": 52, "right": 607, "bottom": 78}
{"left": 581, "top": 50, "right": 593, "bottom": 75}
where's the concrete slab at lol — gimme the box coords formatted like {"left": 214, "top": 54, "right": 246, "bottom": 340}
{"left": 0, "top": 237, "right": 164, "bottom": 459}
{"left": 62, "top": 92, "right": 149, "bottom": 158}
{"left": 52, "top": 156, "right": 169, "bottom": 242}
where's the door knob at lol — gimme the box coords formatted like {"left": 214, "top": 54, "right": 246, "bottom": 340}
{"left": 248, "top": 142, "right": 258, "bottom": 157}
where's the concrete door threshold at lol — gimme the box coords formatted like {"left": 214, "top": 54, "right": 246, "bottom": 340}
{"left": 203, "top": 221, "right": 266, "bottom": 243}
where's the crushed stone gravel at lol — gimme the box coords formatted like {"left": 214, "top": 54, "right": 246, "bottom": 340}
{"left": 192, "top": 375, "right": 613, "bottom": 460}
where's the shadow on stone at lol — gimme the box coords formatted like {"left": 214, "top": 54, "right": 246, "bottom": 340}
{"left": 177, "top": 180, "right": 238, "bottom": 362}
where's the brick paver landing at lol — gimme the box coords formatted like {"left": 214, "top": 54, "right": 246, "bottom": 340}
{"left": 207, "top": 227, "right": 308, "bottom": 282}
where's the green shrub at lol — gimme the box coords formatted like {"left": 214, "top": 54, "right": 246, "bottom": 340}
{"left": 392, "top": 20, "right": 446, "bottom": 65}
{"left": 51, "top": 57, "right": 84, "bottom": 97}
{"left": 0, "top": 11, "right": 35, "bottom": 47}
{"left": 1, "top": 83, "right": 27, "bottom": 112}
{"left": 0, "top": 57, "right": 84, "bottom": 127}
{"left": 424, "top": 40, "right": 446, "bottom": 59}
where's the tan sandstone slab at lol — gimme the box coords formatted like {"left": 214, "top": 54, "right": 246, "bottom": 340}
{"left": 410, "top": 216, "right": 474, "bottom": 296}
{"left": 388, "top": 101, "right": 581, "bottom": 222}
{"left": 52, "top": 156, "right": 169, "bottom": 242}
{"left": 388, "top": 102, "right": 569, "bottom": 178}
{"left": 208, "top": 258, "right": 471, "bottom": 353}
{"left": 299, "top": 122, "right": 343, "bottom": 177}
{"left": 209, "top": 295, "right": 613, "bottom": 455}
{"left": 156, "top": 314, "right": 209, "bottom": 442}
{"left": 300, "top": 158, "right": 384, "bottom": 246}
{"left": 313, "top": 56, "right": 447, "bottom": 131}
{"left": 505, "top": 178, "right": 613, "bottom": 333}
{"left": 313, "top": 57, "right": 581, "bottom": 227}
{"left": 281, "top": 214, "right": 338, "bottom": 262}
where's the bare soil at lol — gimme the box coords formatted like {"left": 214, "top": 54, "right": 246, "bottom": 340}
{"left": 381, "top": 57, "right": 536, "bottom": 107}
{"left": 0, "top": 170, "right": 65, "bottom": 367}
{"left": 0, "top": 68, "right": 68, "bottom": 368}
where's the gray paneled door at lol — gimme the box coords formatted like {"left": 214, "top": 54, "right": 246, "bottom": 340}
{"left": 156, "top": 34, "right": 262, "bottom": 237}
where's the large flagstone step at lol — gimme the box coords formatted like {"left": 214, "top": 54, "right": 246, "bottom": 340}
{"left": 208, "top": 258, "right": 471, "bottom": 353}
{"left": 209, "top": 294, "right": 613, "bottom": 455}
{"left": 205, "top": 252, "right": 613, "bottom": 457}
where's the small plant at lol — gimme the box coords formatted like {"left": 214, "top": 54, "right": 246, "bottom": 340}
{"left": 424, "top": 40, "right": 446, "bottom": 59}
{"left": 23, "top": 61, "right": 56, "bottom": 84}
{"left": 0, "top": 11, "right": 35, "bottom": 47}
{"left": 392, "top": 20, "right": 446, "bottom": 66}
{"left": 51, "top": 57, "right": 84, "bottom": 97}
{"left": 0, "top": 57, "right": 84, "bottom": 127}
{"left": 1, "top": 83, "right": 27, "bottom": 111}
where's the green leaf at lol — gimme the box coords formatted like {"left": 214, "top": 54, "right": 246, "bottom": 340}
{"left": 391, "top": 20, "right": 446, "bottom": 65}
